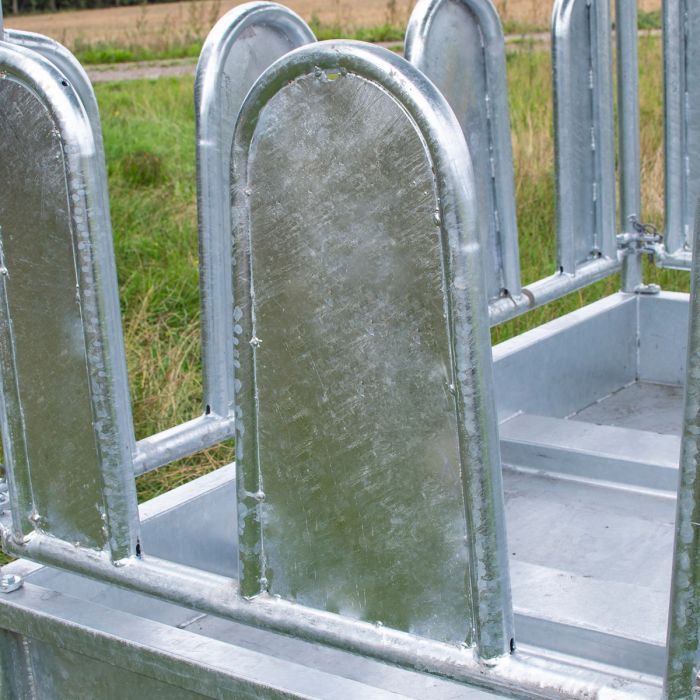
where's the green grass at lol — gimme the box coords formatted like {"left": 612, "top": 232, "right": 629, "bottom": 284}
{"left": 95, "top": 77, "right": 232, "bottom": 501}
{"left": 308, "top": 16, "right": 405, "bottom": 43}
{"left": 74, "top": 39, "right": 203, "bottom": 65}
{"left": 638, "top": 9, "right": 662, "bottom": 30}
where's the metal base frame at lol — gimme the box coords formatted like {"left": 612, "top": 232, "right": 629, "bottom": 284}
{"left": 0, "top": 292, "right": 686, "bottom": 699}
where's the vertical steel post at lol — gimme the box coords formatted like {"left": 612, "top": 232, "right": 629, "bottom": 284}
{"left": 663, "top": 0, "right": 686, "bottom": 256}
{"left": 617, "top": 0, "right": 643, "bottom": 292}
{"left": 552, "top": 0, "right": 617, "bottom": 274}
{"left": 663, "top": 204, "right": 700, "bottom": 699}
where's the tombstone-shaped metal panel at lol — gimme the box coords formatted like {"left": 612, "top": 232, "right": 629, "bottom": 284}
{"left": 232, "top": 41, "right": 512, "bottom": 657}
{"left": 552, "top": 0, "right": 617, "bottom": 273}
{"left": 664, "top": 0, "right": 700, "bottom": 260}
{"left": 195, "top": 2, "right": 315, "bottom": 418}
{"left": 0, "top": 44, "right": 139, "bottom": 560}
{"left": 405, "top": 0, "right": 521, "bottom": 301}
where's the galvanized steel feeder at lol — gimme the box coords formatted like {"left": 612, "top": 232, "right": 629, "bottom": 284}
{"left": 0, "top": 0, "right": 698, "bottom": 697}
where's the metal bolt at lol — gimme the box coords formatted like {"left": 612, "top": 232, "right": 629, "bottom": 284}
{"left": 0, "top": 574, "right": 23, "bottom": 593}
{"left": 634, "top": 283, "right": 661, "bottom": 296}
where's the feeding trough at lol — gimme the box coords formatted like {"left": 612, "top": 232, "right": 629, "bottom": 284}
{"left": 0, "top": 0, "right": 699, "bottom": 697}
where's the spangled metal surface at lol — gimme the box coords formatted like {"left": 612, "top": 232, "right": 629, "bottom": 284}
{"left": 232, "top": 40, "right": 512, "bottom": 656}
{"left": 663, "top": 205, "right": 700, "bottom": 699}
{"left": 195, "top": 2, "right": 315, "bottom": 418}
{"left": 0, "top": 44, "right": 139, "bottom": 560}
{"left": 552, "top": 0, "right": 617, "bottom": 273}
{"left": 663, "top": 0, "right": 700, "bottom": 263}
{"left": 405, "top": 0, "right": 521, "bottom": 302}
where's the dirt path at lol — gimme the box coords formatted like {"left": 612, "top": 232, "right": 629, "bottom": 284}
{"left": 83, "top": 34, "right": 548, "bottom": 83}
{"left": 85, "top": 28, "right": 665, "bottom": 83}
{"left": 87, "top": 56, "right": 198, "bottom": 83}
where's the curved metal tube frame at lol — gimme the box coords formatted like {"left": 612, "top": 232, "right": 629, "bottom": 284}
{"left": 405, "top": 0, "right": 522, "bottom": 302}
{"left": 0, "top": 42, "right": 140, "bottom": 560}
{"left": 195, "top": 1, "right": 315, "bottom": 420}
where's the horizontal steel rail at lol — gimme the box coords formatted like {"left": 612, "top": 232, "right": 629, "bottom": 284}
{"left": 133, "top": 414, "right": 235, "bottom": 476}
{"left": 655, "top": 246, "right": 693, "bottom": 270}
{"left": 0, "top": 528, "right": 660, "bottom": 699}
{"left": 489, "top": 254, "right": 622, "bottom": 326}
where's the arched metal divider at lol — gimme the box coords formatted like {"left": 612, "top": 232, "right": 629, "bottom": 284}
{"left": 552, "top": 0, "right": 617, "bottom": 273}
{"left": 231, "top": 38, "right": 512, "bottom": 660}
{"left": 406, "top": 0, "right": 623, "bottom": 326}
{"left": 0, "top": 42, "right": 140, "bottom": 562}
{"left": 196, "top": 2, "right": 316, "bottom": 421}
{"left": 128, "top": 2, "right": 317, "bottom": 476}
{"left": 405, "top": 0, "right": 521, "bottom": 306}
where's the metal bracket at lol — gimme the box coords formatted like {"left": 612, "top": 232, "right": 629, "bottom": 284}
{"left": 0, "top": 574, "right": 23, "bottom": 593}
{"left": 617, "top": 215, "right": 664, "bottom": 256}
{"left": 616, "top": 217, "right": 663, "bottom": 295}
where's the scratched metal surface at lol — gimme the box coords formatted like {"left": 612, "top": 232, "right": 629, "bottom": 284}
{"left": 405, "top": 0, "right": 521, "bottom": 301}
{"left": 0, "top": 44, "right": 139, "bottom": 560}
{"left": 235, "top": 70, "right": 474, "bottom": 642}
{"left": 0, "top": 79, "right": 107, "bottom": 548}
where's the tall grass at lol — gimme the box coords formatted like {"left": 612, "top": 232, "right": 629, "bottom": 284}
{"left": 96, "top": 78, "right": 231, "bottom": 500}
{"left": 94, "top": 36, "right": 678, "bottom": 499}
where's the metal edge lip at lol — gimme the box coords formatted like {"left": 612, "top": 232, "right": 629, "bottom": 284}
{"left": 0, "top": 538, "right": 662, "bottom": 699}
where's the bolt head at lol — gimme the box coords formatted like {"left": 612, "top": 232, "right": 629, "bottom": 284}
{"left": 0, "top": 574, "right": 23, "bottom": 593}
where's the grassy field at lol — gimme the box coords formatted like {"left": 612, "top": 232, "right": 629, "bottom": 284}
{"left": 4, "top": 0, "right": 664, "bottom": 65}
{"left": 87, "top": 34, "right": 687, "bottom": 503}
